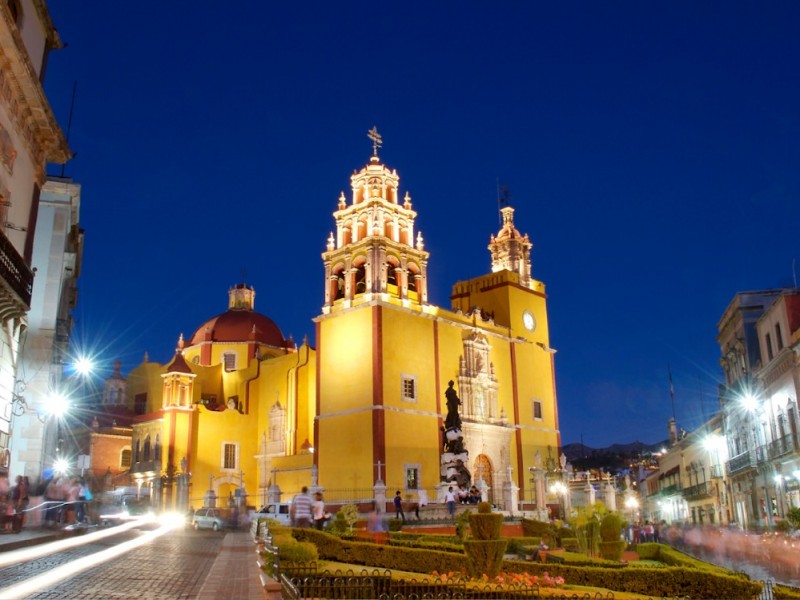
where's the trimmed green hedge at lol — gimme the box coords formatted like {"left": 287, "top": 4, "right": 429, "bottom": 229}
{"left": 503, "top": 559, "right": 762, "bottom": 599}
{"left": 290, "top": 530, "right": 762, "bottom": 599}
{"left": 387, "top": 538, "right": 465, "bottom": 554}
{"left": 294, "top": 529, "right": 467, "bottom": 573}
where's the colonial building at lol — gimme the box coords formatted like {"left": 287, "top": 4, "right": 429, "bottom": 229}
{"left": 1, "top": 1, "right": 72, "bottom": 478}
{"left": 123, "top": 145, "right": 561, "bottom": 512}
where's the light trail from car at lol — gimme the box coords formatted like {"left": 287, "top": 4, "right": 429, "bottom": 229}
{"left": 0, "top": 519, "right": 182, "bottom": 599}
{"left": 0, "top": 517, "right": 151, "bottom": 568}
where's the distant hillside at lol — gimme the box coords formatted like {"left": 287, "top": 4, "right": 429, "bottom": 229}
{"left": 563, "top": 441, "right": 667, "bottom": 461}
{"left": 562, "top": 440, "right": 668, "bottom": 472}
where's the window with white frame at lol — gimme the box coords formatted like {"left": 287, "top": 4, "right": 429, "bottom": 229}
{"left": 532, "top": 399, "right": 543, "bottom": 420}
{"left": 223, "top": 352, "right": 237, "bottom": 372}
{"left": 401, "top": 374, "right": 417, "bottom": 403}
{"left": 222, "top": 442, "right": 239, "bottom": 470}
{"left": 405, "top": 464, "right": 420, "bottom": 490}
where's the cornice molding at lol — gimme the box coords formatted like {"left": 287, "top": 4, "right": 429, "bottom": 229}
{"left": 0, "top": 9, "right": 70, "bottom": 177}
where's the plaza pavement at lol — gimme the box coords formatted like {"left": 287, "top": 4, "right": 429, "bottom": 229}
{"left": 0, "top": 525, "right": 268, "bottom": 599}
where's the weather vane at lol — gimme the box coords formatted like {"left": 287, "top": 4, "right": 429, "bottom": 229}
{"left": 367, "top": 126, "right": 382, "bottom": 156}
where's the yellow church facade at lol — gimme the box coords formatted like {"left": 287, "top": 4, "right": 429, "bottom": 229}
{"left": 124, "top": 145, "right": 560, "bottom": 511}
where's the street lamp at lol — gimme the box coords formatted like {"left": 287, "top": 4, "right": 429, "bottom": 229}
{"left": 550, "top": 480, "right": 567, "bottom": 519}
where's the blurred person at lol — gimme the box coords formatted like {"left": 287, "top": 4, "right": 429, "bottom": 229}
{"left": 289, "top": 486, "right": 312, "bottom": 528}
{"left": 313, "top": 492, "right": 327, "bottom": 530}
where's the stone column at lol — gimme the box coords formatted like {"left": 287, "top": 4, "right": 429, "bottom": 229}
{"left": 583, "top": 474, "right": 596, "bottom": 507}
{"left": 502, "top": 466, "right": 519, "bottom": 515}
{"left": 204, "top": 474, "right": 217, "bottom": 508}
{"left": 176, "top": 473, "right": 190, "bottom": 512}
{"left": 373, "top": 481, "right": 387, "bottom": 513}
{"left": 603, "top": 477, "right": 617, "bottom": 512}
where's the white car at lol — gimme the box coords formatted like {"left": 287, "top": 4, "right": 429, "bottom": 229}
{"left": 256, "top": 503, "right": 291, "bottom": 525}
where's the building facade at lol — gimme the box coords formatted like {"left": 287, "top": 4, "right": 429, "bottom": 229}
{"left": 0, "top": 0, "right": 71, "bottom": 478}
{"left": 121, "top": 148, "right": 561, "bottom": 512}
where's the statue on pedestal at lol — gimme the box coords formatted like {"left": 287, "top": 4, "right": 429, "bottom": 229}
{"left": 444, "top": 380, "right": 461, "bottom": 430}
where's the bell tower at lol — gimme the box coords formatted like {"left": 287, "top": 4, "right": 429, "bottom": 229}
{"left": 489, "top": 206, "right": 533, "bottom": 289}
{"left": 322, "top": 128, "right": 429, "bottom": 313}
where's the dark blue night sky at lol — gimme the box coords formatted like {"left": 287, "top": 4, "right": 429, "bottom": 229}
{"left": 42, "top": 2, "right": 800, "bottom": 447}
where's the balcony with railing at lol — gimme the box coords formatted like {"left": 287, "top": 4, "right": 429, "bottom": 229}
{"left": 768, "top": 435, "right": 796, "bottom": 460}
{"left": 659, "top": 483, "right": 682, "bottom": 497}
{"left": 709, "top": 464, "right": 724, "bottom": 479}
{"left": 0, "top": 231, "right": 33, "bottom": 310}
{"left": 728, "top": 450, "right": 756, "bottom": 474}
{"left": 682, "top": 481, "right": 713, "bottom": 501}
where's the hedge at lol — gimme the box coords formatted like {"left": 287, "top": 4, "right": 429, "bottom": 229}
{"left": 291, "top": 530, "right": 762, "bottom": 599}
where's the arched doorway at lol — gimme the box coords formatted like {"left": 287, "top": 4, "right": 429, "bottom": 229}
{"left": 474, "top": 454, "right": 493, "bottom": 504}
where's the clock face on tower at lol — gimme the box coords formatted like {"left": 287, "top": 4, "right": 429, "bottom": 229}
{"left": 522, "top": 309, "right": 536, "bottom": 332}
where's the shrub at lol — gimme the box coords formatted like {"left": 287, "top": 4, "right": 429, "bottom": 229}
{"left": 598, "top": 540, "right": 626, "bottom": 561}
{"left": 455, "top": 509, "right": 472, "bottom": 540}
{"left": 468, "top": 512, "right": 503, "bottom": 540}
{"left": 477, "top": 501, "right": 492, "bottom": 514}
{"left": 279, "top": 541, "right": 318, "bottom": 563}
{"left": 387, "top": 517, "right": 403, "bottom": 532}
{"left": 786, "top": 506, "right": 800, "bottom": 530}
{"left": 464, "top": 539, "right": 508, "bottom": 579}
{"left": 521, "top": 518, "right": 553, "bottom": 537}
{"left": 599, "top": 513, "right": 624, "bottom": 542}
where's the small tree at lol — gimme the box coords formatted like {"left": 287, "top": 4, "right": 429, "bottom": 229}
{"left": 786, "top": 506, "right": 800, "bottom": 531}
{"left": 598, "top": 512, "right": 626, "bottom": 561}
{"left": 329, "top": 503, "right": 359, "bottom": 535}
{"left": 464, "top": 502, "right": 507, "bottom": 579}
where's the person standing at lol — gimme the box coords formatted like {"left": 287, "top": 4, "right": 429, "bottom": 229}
{"left": 289, "top": 486, "right": 313, "bottom": 528}
{"left": 445, "top": 486, "right": 456, "bottom": 519}
{"left": 394, "top": 490, "right": 405, "bottom": 522}
{"left": 313, "top": 492, "right": 327, "bottom": 530}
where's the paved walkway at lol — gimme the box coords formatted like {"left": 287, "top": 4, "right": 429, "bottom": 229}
{"left": 196, "top": 531, "right": 265, "bottom": 600}
{"left": 0, "top": 526, "right": 268, "bottom": 599}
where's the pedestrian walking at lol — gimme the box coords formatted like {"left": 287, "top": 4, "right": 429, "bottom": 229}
{"left": 289, "top": 486, "right": 313, "bottom": 528}
{"left": 394, "top": 490, "right": 405, "bottom": 521}
{"left": 445, "top": 486, "right": 456, "bottom": 518}
{"left": 313, "top": 492, "right": 327, "bottom": 530}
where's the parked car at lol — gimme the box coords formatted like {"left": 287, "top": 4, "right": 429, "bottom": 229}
{"left": 191, "top": 507, "right": 228, "bottom": 531}
{"left": 256, "top": 503, "right": 291, "bottom": 525}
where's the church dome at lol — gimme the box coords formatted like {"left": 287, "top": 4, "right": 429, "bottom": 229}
{"left": 189, "top": 310, "right": 287, "bottom": 347}
{"left": 188, "top": 284, "right": 289, "bottom": 348}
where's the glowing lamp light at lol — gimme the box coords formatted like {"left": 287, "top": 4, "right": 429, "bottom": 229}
{"left": 53, "top": 458, "right": 70, "bottom": 475}
{"left": 625, "top": 496, "right": 639, "bottom": 510}
{"left": 703, "top": 434, "right": 724, "bottom": 452}
{"left": 74, "top": 356, "right": 94, "bottom": 376}
{"left": 549, "top": 481, "right": 567, "bottom": 496}
{"left": 44, "top": 392, "right": 69, "bottom": 418}
{"left": 740, "top": 393, "right": 758, "bottom": 412}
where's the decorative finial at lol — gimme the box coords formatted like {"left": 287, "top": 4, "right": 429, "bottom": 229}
{"left": 338, "top": 192, "right": 346, "bottom": 209}
{"left": 403, "top": 191, "right": 412, "bottom": 209}
{"left": 367, "top": 126, "right": 382, "bottom": 156}
{"left": 177, "top": 333, "right": 184, "bottom": 350}
{"left": 415, "top": 231, "right": 424, "bottom": 251}
{"left": 327, "top": 232, "right": 335, "bottom": 251}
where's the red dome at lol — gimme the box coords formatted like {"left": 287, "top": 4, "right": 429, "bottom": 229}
{"left": 189, "top": 310, "right": 287, "bottom": 347}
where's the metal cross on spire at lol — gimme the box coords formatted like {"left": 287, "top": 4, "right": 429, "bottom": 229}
{"left": 367, "top": 126, "right": 382, "bottom": 156}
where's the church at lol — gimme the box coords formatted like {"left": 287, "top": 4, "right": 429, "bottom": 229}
{"left": 122, "top": 139, "right": 561, "bottom": 512}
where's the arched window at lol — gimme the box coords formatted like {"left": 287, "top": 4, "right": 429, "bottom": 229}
{"left": 334, "top": 268, "right": 345, "bottom": 300}
{"left": 355, "top": 264, "right": 366, "bottom": 294}
{"left": 134, "top": 440, "right": 140, "bottom": 463}
{"left": 120, "top": 448, "right": 132, "bottom": 469}
{"left": 154, "top": 434, "right": 162, "bottom": 460}
{"left": 143, "top": 435, "right": 151, "bottom": 462}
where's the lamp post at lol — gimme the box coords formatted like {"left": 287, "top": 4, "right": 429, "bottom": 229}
{"left": 625, "top": 495, "right": 639, "bottom": 531}
{"left": 549, "top": 480, "right": 567, "bottom": 520}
